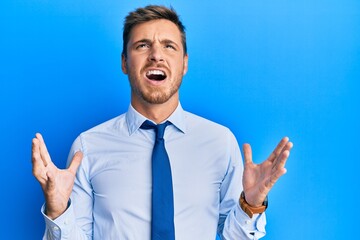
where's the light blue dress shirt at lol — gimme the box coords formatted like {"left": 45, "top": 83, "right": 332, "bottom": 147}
{"left": 41, "top": 103, "right": 266, "bottom": 239}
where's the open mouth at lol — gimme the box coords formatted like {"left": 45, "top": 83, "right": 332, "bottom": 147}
{"left": 146, "top": 70, "right": 167, "bottom": 81}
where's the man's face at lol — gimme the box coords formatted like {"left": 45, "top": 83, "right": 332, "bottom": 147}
{"left": 122, "top": 19, "right": 188, "bottom": 105}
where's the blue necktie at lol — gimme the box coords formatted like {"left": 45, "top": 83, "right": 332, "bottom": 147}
{"left": 141, "top": 120, "right": 175, "bottom": 240}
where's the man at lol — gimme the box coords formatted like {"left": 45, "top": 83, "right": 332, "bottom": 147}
{"left": 32, "top": 5, "right": 293, "bottom": 240}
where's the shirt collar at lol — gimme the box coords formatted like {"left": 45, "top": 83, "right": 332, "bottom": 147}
{"left": 125, "top": 102, "right": 187, "bottom": 136}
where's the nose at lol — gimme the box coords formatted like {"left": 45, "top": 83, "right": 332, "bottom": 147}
{"left": 148, "top": 44, "right": 164, "bottom": 62}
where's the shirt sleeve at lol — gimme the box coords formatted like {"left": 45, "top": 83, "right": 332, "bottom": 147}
{"left": 41, "top": 135, "right": 93, "bottom": 240}
{"left": 218, "top": 130, "right": 267, "bottom": 239}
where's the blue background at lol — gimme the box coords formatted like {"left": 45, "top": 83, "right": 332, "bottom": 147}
{"left": 1, "top": 0, "right": 359, "bottom": 239}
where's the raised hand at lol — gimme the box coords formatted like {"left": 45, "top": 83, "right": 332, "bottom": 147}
{"left": 32, "top": 133, "right": 83, "bottom": 219}
{"left": 242, "top": 137, "right": 293, "bottom": 207}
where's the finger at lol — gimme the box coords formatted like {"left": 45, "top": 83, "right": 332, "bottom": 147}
{"left": 265, "top": 144, "right": 292, "bottom": 191}
{"left": 272, "top": 142, "right": 293, "bottom": 171}
{"left": 243, "top": 143, "right": 253, "bottom": 165}
{"left": 67, "top": 151, "right": 83, "bottom": 175}
{"left": 265, "top": 153, "right": 290, "bottom": 190}
{"left": 32, "top": 138, "right": 48, "bottom": 181}
{"left": 270, "top": 151, "right": 290, "bottom": 189}
{"left": 281, "top": 141, "right": 293, "bottom": 155}
{"left": 267, "top": 137, "right": 289, "bottom": 163}
{"left": 266, "top": 165, "right": 288, "bottom": 189}
{"left": 275, "top": 148, "right": 290, "bottom": 168}
{"left": 32, "top": 137, "right": 41, "bottom": 164}
{"left": 36, "top": 133, "right": 52, "bottom": 166}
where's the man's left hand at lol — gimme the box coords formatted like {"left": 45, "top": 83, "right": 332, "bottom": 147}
{"left": 242, "top": 137, "right": 293, "bottom": 207}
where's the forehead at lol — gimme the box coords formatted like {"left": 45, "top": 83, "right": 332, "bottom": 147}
{"left": 128, "top": 19, "right": 182, "bottom": 43}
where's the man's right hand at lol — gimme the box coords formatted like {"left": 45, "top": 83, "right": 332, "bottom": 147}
{"left": 32, "top": 133, "right": 83, "bottom": 220}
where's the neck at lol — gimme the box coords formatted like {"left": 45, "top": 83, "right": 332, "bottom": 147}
{"left": 131, "top": 94, "right": 179, "bottom": 124}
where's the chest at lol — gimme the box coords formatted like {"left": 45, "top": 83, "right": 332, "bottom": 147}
{"left": 88, "top": 137, "right": 228, "bottom": 213}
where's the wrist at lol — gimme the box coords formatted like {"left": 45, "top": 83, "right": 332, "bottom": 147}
{"left": 239, "top": 191, "right": 268, "bottom": 218}
{"left": 45, "top": 201, "right": 69, "bottom": 220}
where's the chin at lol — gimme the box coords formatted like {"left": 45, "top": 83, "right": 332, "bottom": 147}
{"left": 143, "top": 94, "right": 172, "bottom": 104}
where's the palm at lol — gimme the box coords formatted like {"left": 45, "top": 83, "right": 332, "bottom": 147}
{"left": 42, "top": 163, "right": 78, "bottom": 212}
{"left": 32, "top": 133, "right": 83, "bottom": 219}
{"left": 242, "top": 137, "right": 293, "bottom": 207}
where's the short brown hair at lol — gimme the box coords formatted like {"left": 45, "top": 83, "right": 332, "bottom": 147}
{"left": 122, "top": 5, "right": 187, "bottom": 57}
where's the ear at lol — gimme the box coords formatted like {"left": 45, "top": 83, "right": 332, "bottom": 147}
{"left": 121, "top": 54, "right": 128, "bottom": 74}
{"left": 182, "top": 54, "right": 189, "bottom": 76}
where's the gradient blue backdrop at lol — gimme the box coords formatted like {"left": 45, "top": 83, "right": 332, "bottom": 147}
{"left": 1, "top": 0, "right": 359, "bottom": 239}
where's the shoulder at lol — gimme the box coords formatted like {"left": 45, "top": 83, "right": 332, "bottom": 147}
{"left": 182, "top": 110, "right": 242, "bottom": 167}
{"left": 184, "top": 111, "right": 230, "bottom": 132}
{"left": 67, "top": 113, "right": 128, "bottom": 165}
{"left": 70, "top": 113, "right": 127, "bottom": 152}
{"left": 183, "top": 110, "right": 237, "bottom": 143}
{"left": 81, "top": 113, "right": 127, "bottom": 138}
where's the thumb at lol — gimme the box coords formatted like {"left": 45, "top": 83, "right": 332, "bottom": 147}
{"left": 243, "top": 143, "right": 253, "bottom": 165}
{"left": 67, "top": 151, "right": 83, "bottom": 175}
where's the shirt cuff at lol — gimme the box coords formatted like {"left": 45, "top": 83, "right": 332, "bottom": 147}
{"left": 235, "top": 202, "right": 266, "bottom": 238}
{"left": 41, "top": 200, "right": 76, "bottom": 239}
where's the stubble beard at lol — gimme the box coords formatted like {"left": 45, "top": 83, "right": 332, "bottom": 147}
{"left": 129, "top": 70, "right": 183, "bottom": 105}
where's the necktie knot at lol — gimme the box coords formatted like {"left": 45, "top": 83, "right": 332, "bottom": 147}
{"left": 141, "top": 120, "right": 171, "bottom": 140}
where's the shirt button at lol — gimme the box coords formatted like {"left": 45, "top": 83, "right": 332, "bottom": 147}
{"left": 53, "top": 226, "right": 59, "bottom": 231}
{"left": 245, "top": 220, "right": 252, "bottom": 225}
{"left": 64, "top": 219, "right": 69, "bottom": 225}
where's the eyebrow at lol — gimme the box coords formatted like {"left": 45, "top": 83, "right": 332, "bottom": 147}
{"left": 162, "top": 39, "right": 179, "bottom": 48}
{"left": 132, "top": 38, "right": 180, "bottom": 48}
{"left": 132, "top": 39, "right": 152, "bottom": 46}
